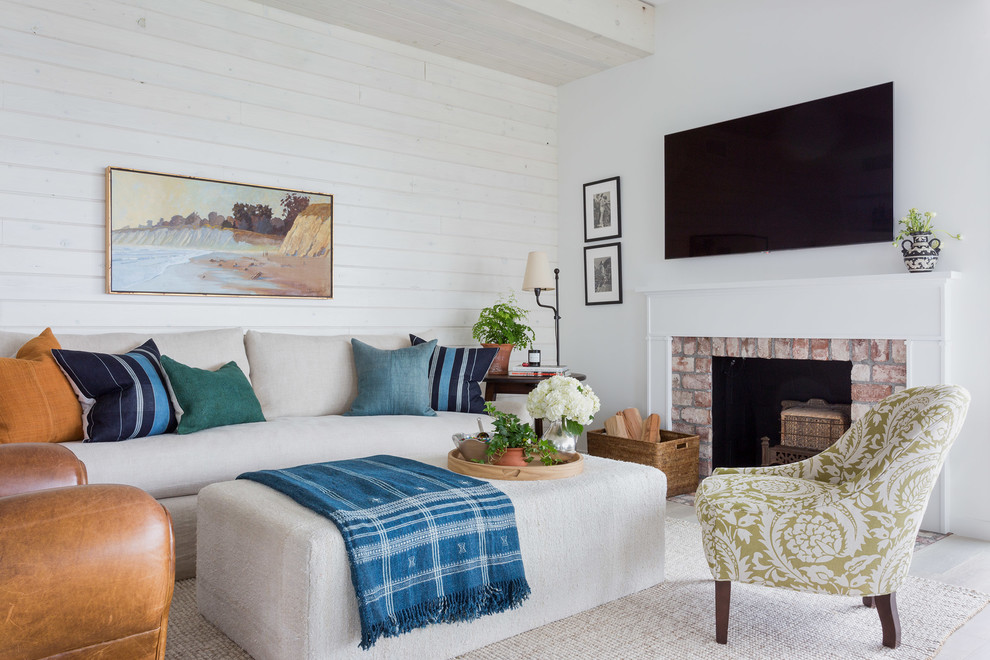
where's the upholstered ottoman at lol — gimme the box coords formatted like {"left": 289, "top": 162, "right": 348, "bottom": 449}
{"left": 196, "top": 453, "right": 665, "bottom": 660}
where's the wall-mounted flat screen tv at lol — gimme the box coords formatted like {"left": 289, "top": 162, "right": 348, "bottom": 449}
{"left": 664, "top": 82, "right": 893, "bottom": 259}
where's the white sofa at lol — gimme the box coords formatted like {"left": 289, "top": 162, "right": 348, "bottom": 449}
{"left": 0, "top": 327, "right": 525, "bottom": 580}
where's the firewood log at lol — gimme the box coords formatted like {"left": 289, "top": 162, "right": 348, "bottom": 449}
{"left": 621, "top": 408, "right": 643, "bottom": 441}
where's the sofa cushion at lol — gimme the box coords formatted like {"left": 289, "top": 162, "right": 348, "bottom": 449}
{"left": 160, "top": 356, "right": 265, "bottom": 434}
{"left": 410, "top": 334, "right": 497, "bottom": 414}
{"left": 245, "top": 331, "right": 411, "bottom": 419}
{"left": 0, "top": 329, "right": 84, "bottom": 443}
{"left": 0, "top": 328, "right": 250, "bottom": 378}
{"left": 345, "top": 339, "right": 437, "bottom": 417}
{"left": 52, "top": 339, "right": 178, "bottom": 442}
{"left": 64, "top": 412, "right": 495, "bottom": 500}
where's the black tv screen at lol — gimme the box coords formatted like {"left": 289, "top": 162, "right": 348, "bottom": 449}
{"left": 664, "top": 82, "right": 893, "bottom": 259}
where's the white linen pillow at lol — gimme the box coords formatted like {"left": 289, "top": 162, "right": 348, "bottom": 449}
{"left": 244, "top": 331, "right": 410, "bottom": 419}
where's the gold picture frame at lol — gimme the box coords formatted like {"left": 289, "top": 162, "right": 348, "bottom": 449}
{"left": 106, "top": 167, "right": 333, "bottom": 299}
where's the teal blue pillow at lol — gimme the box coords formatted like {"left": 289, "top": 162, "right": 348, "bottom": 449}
{"left": 345, "top": 339, "right": 437, "bottom": 417}
{"left": 160, "top": 356, "right": 265, "bottom": 434}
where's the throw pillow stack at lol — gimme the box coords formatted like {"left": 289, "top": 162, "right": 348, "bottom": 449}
{"left": 1, "top": 328, "right": 500, "bottom": 443}
{"left": 344, "top": 336, "right": 498, "bottom": 417}
{"left": 0, "top": 328, "right": 265, "bottom": 444}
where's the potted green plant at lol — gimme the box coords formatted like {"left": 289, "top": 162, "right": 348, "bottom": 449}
{"left": 894, "top": 207, "right": 962, "bottom": 273}
{"left": 483, "top": 402, "right": 558, "bottom": 467}
{"left": 471, "top": 293, "right": 536, "bottom": 374}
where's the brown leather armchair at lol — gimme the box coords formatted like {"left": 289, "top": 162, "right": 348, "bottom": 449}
{"left": 0, "top": 443, "right": 175, "bottom": 660}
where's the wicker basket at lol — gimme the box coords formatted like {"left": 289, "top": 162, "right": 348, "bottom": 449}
{"left": 586, "top": 428, "right": 700, "bottom": 496}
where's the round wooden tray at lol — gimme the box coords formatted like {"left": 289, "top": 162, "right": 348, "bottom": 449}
{"left": 446, "top": 449, "right": 583, "bottom": 481}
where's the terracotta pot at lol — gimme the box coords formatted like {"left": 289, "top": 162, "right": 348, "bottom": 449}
{"left": 493, "top": 448, "right": 528, "bottom": 467}
{"left": 483, "top": 343, "right": 514, "bottom": 375}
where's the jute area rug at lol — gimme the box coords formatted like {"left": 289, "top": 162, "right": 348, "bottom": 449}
{"left": 166, "top": 518, "right": 988, "bottom": 660}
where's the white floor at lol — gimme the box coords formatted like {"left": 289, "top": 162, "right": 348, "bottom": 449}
{"left": 665, "top": 501, "right": 990, "bottom": 659}
{"left": 910, "top": 532, "right": 990, "bottom": 658}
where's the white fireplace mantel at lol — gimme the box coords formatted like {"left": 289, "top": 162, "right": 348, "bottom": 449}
{"left": 640, "top": 271, "right": 959, "bottom": 532}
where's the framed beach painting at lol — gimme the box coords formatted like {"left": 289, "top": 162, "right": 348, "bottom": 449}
{"left": 583, "top": 176, "right": 621, "bottom": 242}
{"left": 584, "top": 242, "right": 622, "bottom": 306}
{"left": 106, "top": 168, "right": 333, "bottom": 299}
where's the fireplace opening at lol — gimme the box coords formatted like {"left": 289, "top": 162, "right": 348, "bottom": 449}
{"left": 711, "top": 356, "right": 852, "bottom": 469}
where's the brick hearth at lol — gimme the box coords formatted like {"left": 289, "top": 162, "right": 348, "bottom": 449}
{"left": 670, "top": 337, "right": 908, "bottom": 476}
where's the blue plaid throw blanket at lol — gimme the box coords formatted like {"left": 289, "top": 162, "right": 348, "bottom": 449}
{"left": 238, "top": 455, "right": 530, "bottom": 649}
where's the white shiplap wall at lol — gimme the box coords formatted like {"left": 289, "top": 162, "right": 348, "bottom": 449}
{"left": 0, "top": 0, "right": 558, "bottom": 348}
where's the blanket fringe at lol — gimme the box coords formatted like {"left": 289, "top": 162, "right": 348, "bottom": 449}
{"left": 360, "top": 578, "right": 532, "bottom": 650}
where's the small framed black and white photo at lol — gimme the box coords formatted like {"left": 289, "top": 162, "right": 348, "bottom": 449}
{"left": 584, "top": 242, "right": 622, "bottom": 305}
{"left": 583, "top": 176, "right": 621, "bottom": 242}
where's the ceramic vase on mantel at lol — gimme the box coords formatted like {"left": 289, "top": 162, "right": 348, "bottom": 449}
{"left": 542, "top": 419, "right": 578, "bottom": 454}
{"left": 901, "top": 232, "right": 941, "bottom": 273}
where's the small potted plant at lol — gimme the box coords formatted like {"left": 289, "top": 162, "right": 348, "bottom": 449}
{"left": 483, "top": 402, "right": 559, "bottom": 467}
{"left": 471, "top": 293, "right": 536, "bottom": 374}
{"left": 894, "top": 207, "right": 962, "bottom": 273}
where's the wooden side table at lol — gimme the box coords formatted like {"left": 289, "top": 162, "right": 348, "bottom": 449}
{"left": 482, "top": 372, "right": 585, "bottom": 436}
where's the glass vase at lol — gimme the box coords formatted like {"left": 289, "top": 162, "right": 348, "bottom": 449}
{"left": 542, "top": 419, "right": 578, "bottom": 454}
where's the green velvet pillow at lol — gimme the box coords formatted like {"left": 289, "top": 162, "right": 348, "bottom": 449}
{"left": 160, "top": 356, "right": 265, "bottom": 434}
{"left": 344, "top": 338, "right": 437, "bottom": 417}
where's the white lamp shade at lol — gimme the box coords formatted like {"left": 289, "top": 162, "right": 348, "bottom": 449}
{"left": 522, "top": 251, "right": 555, "bottom": 291}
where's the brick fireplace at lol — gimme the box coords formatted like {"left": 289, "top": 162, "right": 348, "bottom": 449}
{"left": 670, "top": 336, "right": 907, "bottom": 475}
{"left": 642, "top": 271, "right": 956, "bottom": 532}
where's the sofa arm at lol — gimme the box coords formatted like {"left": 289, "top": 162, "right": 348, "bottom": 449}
{"left": 0, "top": 442, "right": 87, "bottom": 497}
{"left": 0, "top": 484, "right": 175, "bottom": 660}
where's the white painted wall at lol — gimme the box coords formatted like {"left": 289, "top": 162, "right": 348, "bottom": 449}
{"left": 0, "top": 0, "right": 558, "bottom": 352}
{"left": 558, "top": 0, "right": 990, "bottom": 538}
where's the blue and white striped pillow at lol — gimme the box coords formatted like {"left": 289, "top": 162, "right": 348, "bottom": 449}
{"left": 52, "top": 339, "right": 177, "bottom": 442}
{"left": 410, "top": 335, "right": 497, "bottom": 414}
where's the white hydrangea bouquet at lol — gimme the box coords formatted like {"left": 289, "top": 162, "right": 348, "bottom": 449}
{"left": 526, "top": 375, "right": 601, "bottom": 436}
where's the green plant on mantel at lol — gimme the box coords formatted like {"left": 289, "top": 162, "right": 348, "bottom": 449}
{"left": 483, "top": 401, "right": 558, "bottom": 466}
{"left": 471, "top": 293, "right": 535, "bottom": 349}
{"left": 893, "top": 207, "right": 963, "bottom": 244}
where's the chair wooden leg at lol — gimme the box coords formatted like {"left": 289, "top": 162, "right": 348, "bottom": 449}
{"left": 715, "top": 580, "right": 730, "bottom": 644}
{"left": 875, "top": 593, "right": 901, "bottom": 649}
{"left": 712, "top": 587, "right": 896, "bottom": 648}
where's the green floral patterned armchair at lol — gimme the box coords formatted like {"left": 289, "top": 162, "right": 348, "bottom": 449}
{"left": 695, "top": 384, "right": 970, "bottom": 649}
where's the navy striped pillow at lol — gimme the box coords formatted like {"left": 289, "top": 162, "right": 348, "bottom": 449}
{"left": 409, "top": 335, "right": 497, "bottom": 414}
{"left": 52, "top": 339, "right": 177, "bottom": 442}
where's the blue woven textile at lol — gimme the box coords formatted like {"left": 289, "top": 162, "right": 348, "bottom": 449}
{"left": 238, "top": 455, "right": 530, "bottom": 649}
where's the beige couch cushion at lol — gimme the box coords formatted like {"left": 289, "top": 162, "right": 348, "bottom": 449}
{"left": 0, "top": 328, "right": 250, "bottom": 378}
{"left": 245, "top": 331, "right": 410, "bottom": 419}
{"left": 66, "top": 412, "right": 488, "bottom": 499}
